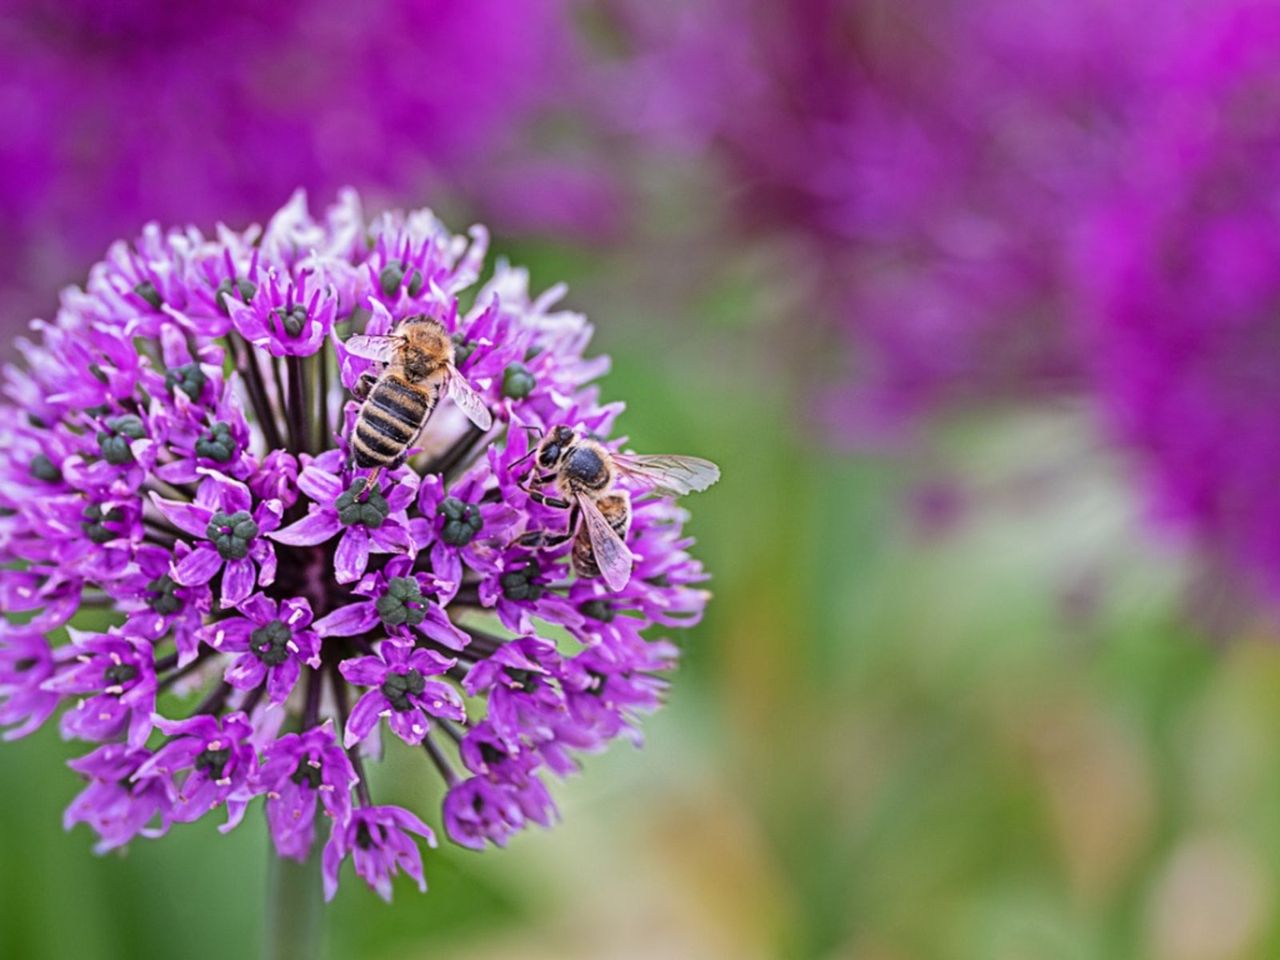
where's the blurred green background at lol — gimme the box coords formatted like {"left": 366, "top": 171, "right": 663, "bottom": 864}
{"left": 3, "top": 223, "right": 1277, "bottom": 960}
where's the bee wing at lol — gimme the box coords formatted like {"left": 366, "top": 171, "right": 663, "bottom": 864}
{"left": 446, "top": 365, "right": 494, "bottom": 431}
{"left": 342, "top": 334, "right": 403, "bottom": 363}
{"left": 577, "top": 494, "right": 633, "bottom": 591}
{"left": 613, "top": 454, "right": 721, "bottom": 497}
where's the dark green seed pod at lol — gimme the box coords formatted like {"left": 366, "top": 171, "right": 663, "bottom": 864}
{"left": 166, "top": 363, "right": 207, "bottom": 401}
{"left": 133, "top": 281, "right": 163, "bottom": 309}
{"left": 215, "top": 277, "right": 257, "bottom": 314}
{"left": 207, "top": 510, "right": 259, "bottom": 560}
{"left": 250, "top": 621, "right": 293, "bottom": 667}
{"left": 274, "top": 305, "right": 309, "bottom": 337}
{"left": 380, "top": 668, "right": 426, "bottom": 711}
{"left": 107, "top": 414, "right": 146, "bottom": 439}
{"left": 379, "top": 262, "right": 405, "bottom": 296}
{"left": 335, "top": 479, "right": 390, "bottom": 529}
{"left": 104, "top": 663, "right": 138, "bottom": 687}
{"left": 438, "top": 496, "right": 484, "bottom": 546}
{"left": 146, "top": 575, "right": 183, "bottom": 615}
{"left": 451, "top": 333, "right": 476, "bottom": 366}
{"left": 291, "top": 763, "right": 323, "bottom": 789}
{"left": 502, "top": 362, "right": 537, "bottom": 399}
{"left": 29, "top": 454, "right": 61, "bottom": 483}
{"left": 195, "top": 422, "right": 236, "bottom": 462}
{"left": 195, "top": 748, "right": 231, "bottom": 778}
{"left": 500, "top": 561, "right": 543, "bottom": 602}
{"left": 578, "top": 599, "right": 615, "bottom": 623}
{"left": 376, "top": 577, "right": 426, "bottom": 627}
{"left": 82, "top": 505, "right": 125, "bottom": 544}
{"left": 97, "top": 432, "right": 134, "bottom": 465}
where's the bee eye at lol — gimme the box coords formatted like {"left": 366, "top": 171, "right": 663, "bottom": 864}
{"left": 539, "top": 445, "right": 559, "bottom": 467}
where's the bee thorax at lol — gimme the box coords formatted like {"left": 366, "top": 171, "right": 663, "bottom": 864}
{"left": 564, "top": 445, "right": 610, "bottom": 490}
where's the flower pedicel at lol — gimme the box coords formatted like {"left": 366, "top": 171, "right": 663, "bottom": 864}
{"left": 0, "top": 191, "right": 715, "bottom": 899}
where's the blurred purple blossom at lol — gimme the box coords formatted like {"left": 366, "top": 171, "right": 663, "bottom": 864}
{"left": 596, "top": 0, "right": 1180, "bottom": 438}
{"left": 1080, "top": 0, "right": 1280, "bottom": 602}
{"left": 0, "top": 0, "right": 613, "bottom": 338}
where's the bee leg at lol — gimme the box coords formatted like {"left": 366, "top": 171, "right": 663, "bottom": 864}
{"left": 352, "top": 371, "right": 378, "bottom": 401}
{"left": 511, "top": 519, "right": 576, "bottom": 551}
{"left": 521, "top": 488, "right": 572, "bottom": 510}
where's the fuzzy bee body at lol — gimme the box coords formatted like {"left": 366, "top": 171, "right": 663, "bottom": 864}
{"left": 352, "top": 373, "right": 440, "bottom": 469}
{"left": 518, "top": 425, "right": 719, "bottom": 591}
{"left": 344, "top": 315, "right": 493, "bottom": 474}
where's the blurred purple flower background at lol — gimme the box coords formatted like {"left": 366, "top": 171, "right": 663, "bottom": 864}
{"left": 0, "top": 0, "right": 618, "bottom": 329}
{"left": 10, "top": 0, "right": 1280, "bottom": 952}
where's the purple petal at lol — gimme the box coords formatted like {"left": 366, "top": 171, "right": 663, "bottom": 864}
{"left": 387, "top": 708, "right": 429, "bottom": 746}
{"left": 298, "top": 466, "right": 343, "bottom": 504}
{"left": 368, "top": 524, "right": 412, "bottom": 554}
{"left": 338, "top": 655, "right": 388, "bottom": 687}
{"left": 268, "top": 509, "right": 341, "bottom": 547}
{"left": 172, "top": 545, "right": 223, "bottom": 586}
{"left": 207, "top": 617, "right": 254, "bottom": 651}
{"left": 266, "top": 659, "right": 301, "bottom": 705}
{"left": 334, "top": 527, "right": 370, "bottom": 584}
{"left": 417, "top": 606, "right": 470, "bottom": 651}
{"left": 386, "top": 482, "right": 417, "bottom": 512}
{"left": 225, "top": 654, "right": 266, "bottom": 691}
{"left": 220, "top": 559, "right": 255, "bottom": 608}
{"left": 313, "top": 602, "right": 379, "bottom": 638}
{"left": 148, "top": 494, "right": 213, "bottom": 537}
{"left": 239, "top": 593, "right": 277, "bottom": 624}
{"left": 385, "top": 805, "right": 437, "bottom": 846}
{"left": 322, "top": 829, "right": 344, "bottom": 902}
{"left": 417, "top": 681, "right": 466, "bottom": 722}
{"left": 344, "top": 691, "right": 387, "bottom": 748}
{"left": 255, "top": 543, "right": 277, "bottom": 586}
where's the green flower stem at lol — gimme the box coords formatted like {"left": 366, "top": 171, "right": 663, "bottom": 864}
{"left": 266, "top": 831, "right": 325, "bottom": 960}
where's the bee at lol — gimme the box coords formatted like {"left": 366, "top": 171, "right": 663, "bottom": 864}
{"left": 343, "top": 315, "right": 493, "bottom": 481}
{"left": 517, "top": 425, "right": 720, "bottom": 591}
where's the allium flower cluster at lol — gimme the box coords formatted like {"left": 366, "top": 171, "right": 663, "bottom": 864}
{"left": 1080, "top": 0, "right": 1280, "bottom": 603}
{"left": 0, "top": 191, "right": 709, "bottom": 898}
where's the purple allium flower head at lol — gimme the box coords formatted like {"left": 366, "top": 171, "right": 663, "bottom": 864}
{"left": 1080, "top": 0, "right": 1280, "bottom": 604}
{"left": 600, "top": 0, "right": 1177, "bottom": 439}
{"left": 0, "top": 191, "right": 711, "bottom": 898}
{"left": 0, "top": 0, "right": 591, "bottom": 337}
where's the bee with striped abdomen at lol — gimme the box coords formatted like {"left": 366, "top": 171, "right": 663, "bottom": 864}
{"left": 344, "top": 315, "right": 493, "bottom": 479}
{"left": 516, "top": 425, "right": 719, "bottom": 590}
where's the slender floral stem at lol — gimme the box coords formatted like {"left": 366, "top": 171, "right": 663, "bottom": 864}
{"left": 231, "top": 336, "right": 286, "bottom": 451}
{"left": 265, "top": 835, "right": 325, "bottom": 960}
{"left": 422, "top": 734, "right": 459, "bottom": 786}
{"left": 316, "top": 342, "right": 332, "bottom": 452}
{"left": 330, "top": 667, "right": 372, "bottom": 805}
{"left": 287, "top": 355, "right": 310, "bottom": 455}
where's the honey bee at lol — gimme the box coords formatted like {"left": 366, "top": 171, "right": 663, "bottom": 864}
{"left": 517, "top": 425, "right": 720, "bottom": 591}
{"left": 344, "top": 315, "right": 493, "bottom": 479}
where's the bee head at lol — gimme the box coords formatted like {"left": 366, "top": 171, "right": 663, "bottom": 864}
{"left": 537, "top": 425, "right": 576, "bottom": 469}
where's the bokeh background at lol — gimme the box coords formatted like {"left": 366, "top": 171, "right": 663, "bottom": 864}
{"left": 7, "top": 1, "right": 1280, "bottom": 958}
